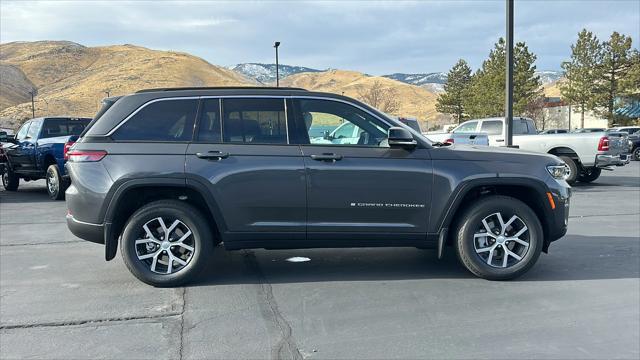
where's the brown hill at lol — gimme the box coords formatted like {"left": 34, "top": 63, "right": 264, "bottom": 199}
{"left": 279, "top": 70, "right": 441, "bottom": 127}
{"left": 0, "top": 41, "right": 254, "bottom": 127}
{"left": 0, "top": 63, "right": 35, "bottom": 110}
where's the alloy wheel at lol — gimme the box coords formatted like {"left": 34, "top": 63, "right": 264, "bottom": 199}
{"left": 134, "top": 217, "right": 195, "bottom": 274}
{"left": 473, "top": 212, "right": 530, "bottom": 268}
{"left": 47, "top": 169, "right": 58, "bottom": 196}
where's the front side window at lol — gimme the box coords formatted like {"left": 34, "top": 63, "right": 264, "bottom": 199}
{"left": 480, "top": 120, "right": 503, "bottom": 135}
{"left": 298, "top": 99, "right": 388, "bottom": 147}
{"left": 222, "top": 98, "right": 287, "bottom": 144}
{"left": 113, "top": 99, "right": 198, "bottom": 141}
{"left": 455, "top": 121, "right": 478, "bottom": 133}
{"left": 26, "top": 119, "right": 42, "bottom": 139}
{"left": 514, "top": 119, "right": 529, "bottom": 134}
{"left": 16, "top": 122, "right": 31, "bottom": 141}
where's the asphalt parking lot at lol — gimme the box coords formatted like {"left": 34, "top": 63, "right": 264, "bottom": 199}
{"left": 1, "top": 163, "right": 639, "bottom": 360}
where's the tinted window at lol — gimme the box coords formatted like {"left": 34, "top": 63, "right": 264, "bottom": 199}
{"left": 41, "top": 119, "right": 89, "bottom": 138}
{"left": 297, "top": 99, "right": 388, "bottom": 147}
{"left": 514, "top": 120, "right": 529, "bottom": 134}
{"left": 222, "top": 98, "right": 287, "bottom": 144}
{"left": 113, "top": 99, "right": 197, "bottom": 141}
{"left": 480, "top": 120, "right": 502, "bottom": 135}
{"left": 197, "top": 99, "right": 221, "bottom": 142}
{"left": 16, "top": 122, "right": 31, "bottom": 141}
{"left": 455, "top": 121, "right": 478, "bottom": 133}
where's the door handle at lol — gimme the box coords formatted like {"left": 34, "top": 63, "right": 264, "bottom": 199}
{"left": 310, "top": 153, "right": 343, "bottom": 162}
{"left": 496, "top": 139, "right": 505, "bottom": 142}
{"left": 196, "top": 151, "right": 230, "bottom": 160}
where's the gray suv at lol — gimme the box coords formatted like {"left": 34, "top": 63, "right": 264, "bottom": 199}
{"left": 66, "top": 87, "right": 570, "bottom": 286}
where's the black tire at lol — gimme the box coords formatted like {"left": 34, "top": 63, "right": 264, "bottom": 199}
{"left": 120, "top": 200, "right": 214, "bottom": 287}
{"left": 46, "top": 164, "right": 67, "bottom": 200}
{"left": 633, "top": 148, "right": 640, "bottom": 161}
{"left": 558, "top": 156, "right": 578, "bottom": 185}
{"left": 454, "top": 195, "right": 543, "bottom": 280}
{"left": 2, "top": 166, "right": 19, "bottom": 191}
{"left": 577, "top": 167, "right": 602, "bottom": 183}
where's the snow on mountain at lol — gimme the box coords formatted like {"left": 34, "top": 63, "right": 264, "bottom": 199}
{"left": 535, "top": 70, "right": 563, "bottom": 84}
{"left": 382, "top": 72, "right": 448, "bottom": 86}
{"left": 232, "top": 63, "right": 323, "bottom": 84}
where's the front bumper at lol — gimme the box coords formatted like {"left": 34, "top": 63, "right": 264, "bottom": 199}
{"left": 595, "top": 153, "right": 630, "bottom": 168}
{"left": 66, "top": 214, "right": 104, "bottom": 244}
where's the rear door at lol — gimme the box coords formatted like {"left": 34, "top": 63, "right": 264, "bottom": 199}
{"left": 185, "top": 97, "right": 306, "bottom": 244}
{"left": 291, "top": 97, "right": 432, "bottom": 242}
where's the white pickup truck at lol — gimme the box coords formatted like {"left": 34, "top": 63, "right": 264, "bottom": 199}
{"left": 426, "top": 117, "right": 630, "bottom": 184}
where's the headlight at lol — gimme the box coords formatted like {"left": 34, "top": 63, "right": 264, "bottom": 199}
{"left": 547, "top": 164, "right": 571, "bottom": 180}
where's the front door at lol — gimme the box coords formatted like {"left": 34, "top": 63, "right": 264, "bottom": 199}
{"left": 291, "top": 98, "right": 432, "bottom": 241}
{"left": 185, "top": 97, "right": 306, "bottom": 243}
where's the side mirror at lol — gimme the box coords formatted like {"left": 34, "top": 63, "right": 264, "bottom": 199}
{"left": 388, "top": 127, "right": 417, "bottom": 148}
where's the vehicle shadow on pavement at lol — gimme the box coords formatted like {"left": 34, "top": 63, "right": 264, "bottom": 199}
{"left": 190, "top": 234, "right": 639, "bottom": 286}
{"left": 0, "top": 185, "right": 50, "bottom": 204}
{"left": 572, "top": 175, "right": 640, "bottom": 189}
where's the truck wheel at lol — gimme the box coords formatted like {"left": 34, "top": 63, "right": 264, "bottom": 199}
{"left": 120, "top": 200, "right": 214, "bottom": 287}
{"left": 2, "top": 167, "right": 19, "bottom": 191}
{"left": 558, "top": 156, "right": 578, "bottom": 185}
{"left": 454, "top": 195, "right": 543, "bottom": 280}
{"left": 46, "top": 165, "right": 66, "bottom": 200}
{"left": 578, "top": 167, "right": 602, "bottom": 183}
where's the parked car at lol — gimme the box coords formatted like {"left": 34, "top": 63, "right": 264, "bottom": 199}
{"left": 428, "top": 117, "right": 629, "bottom": 184}
{"left": 608, "top": 126, "right": 640, "bottom": 135}
{"left": 572, "top": 128, "right": 606, "bottom": 133}
{"left": 397, "top": 117, "right": 422, "bottom": 133}
{"left": 66, "top": 87, "right": 570, "bottom": 286}
{"left": 539, "top": 129, "right": 569, "bottom": 134}
{"left": 628, "top": 134, "right": 640, "bottom": 161}
{"left": 424, "top": 119, "right": 490, "bottom": 145}
{"left": 0, "top": 130, "right": 14, "bottom": 175}
{"left": 2, "top": 117, "right": 91, "bottom": 199}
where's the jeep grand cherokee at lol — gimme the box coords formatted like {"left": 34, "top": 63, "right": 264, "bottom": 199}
{"left": 66, "top": 87, "right": 570, "bottom": 286}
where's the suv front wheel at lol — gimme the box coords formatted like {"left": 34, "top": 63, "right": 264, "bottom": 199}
{"left": 454, "top": 196, "right": 543, "bottom": 280}
{"left": 120, "top": 200, "right": 213, "bottom": 287}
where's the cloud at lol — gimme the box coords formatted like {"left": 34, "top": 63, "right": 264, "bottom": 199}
{"left": 1, "top": 0, "right": 638, "bottom": 74}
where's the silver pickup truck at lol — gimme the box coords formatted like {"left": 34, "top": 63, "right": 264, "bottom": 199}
{"left": 427, "top": 117, "right": 630, "bottom": 184}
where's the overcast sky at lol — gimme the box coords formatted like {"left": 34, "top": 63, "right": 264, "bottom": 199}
{"left": 1, "top": 0, "right": 638, "bottom": 74}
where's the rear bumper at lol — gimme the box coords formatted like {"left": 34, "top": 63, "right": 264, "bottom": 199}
{"left": 595, "top": 154, "right": 630, "bottom": 168}
{"left": 66, "top": 214, "right": 104, "bottom": 244}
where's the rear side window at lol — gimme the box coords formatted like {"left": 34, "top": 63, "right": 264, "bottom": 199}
{"left": 222, "top": 98, "right": 287, "bottom": 144}
{"left": 41, "top": 119, "right": 89, "bottom": 138}
{"left": 113, "top": 99, "right": 197, "bottom": 141}
{"left": 480, "top": 120, "right": 502, "bottom": 135}
{"left": 197, "top": 99, "right": 222, "bottom": 142}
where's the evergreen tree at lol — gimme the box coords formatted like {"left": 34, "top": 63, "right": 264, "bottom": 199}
{"left": 595, "top": 32, "right": 634, "bottom": 125}
{"left": 560, "top": 29, "right": 603, "bottom": 128}
{"left": 435, "top": 59, "right": 472, "bottom": 123}
{"left": 464, "top": 38, "right": 541, "bottom": 118}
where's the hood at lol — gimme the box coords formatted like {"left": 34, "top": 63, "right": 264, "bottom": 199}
{"left": 430, "top": 143, "right": 562, "bottom": 165}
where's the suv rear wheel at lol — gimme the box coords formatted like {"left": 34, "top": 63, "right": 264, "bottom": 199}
{"left": 454, "top": 196, "right": 543, "bottom": 280}
{"left": 120, "top": 200, "right": 213, "bottom": 287}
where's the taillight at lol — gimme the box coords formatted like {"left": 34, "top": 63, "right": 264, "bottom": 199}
{"left": 445, "top": 138, "right": 454, "bottom": 144}
{"left": 63, "top": 141, "right": 75, "bottom": 160}
{"left": 598, "top": 136, "right": 609, "bottom": 151}
{"left": 66, "top": 150, "right": 107, "bottom": 162}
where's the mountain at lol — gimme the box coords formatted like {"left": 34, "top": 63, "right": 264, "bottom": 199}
{"left": 536, "top": 70, "right": 563, "bottom": 85}
{"left": 280, "top": 69, "right": 441, "bottom": 125}
{"left": 232, "top": 63, "right": 323, "bottom": 84}
{"left": 0, "top": 41, "right": 253, "bottom": 126}
{"left": 382, "top": 72, "right": 448, "bottom": 86}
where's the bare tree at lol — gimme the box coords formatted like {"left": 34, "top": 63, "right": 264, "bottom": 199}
{"left": 356, "top": 81, "right": 400, "bottom": 114}
{"left": 524, "top": 96, "right": 547, "bottom": 130}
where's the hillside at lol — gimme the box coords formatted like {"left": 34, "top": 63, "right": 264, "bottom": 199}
{"left": 280, "top": 70, "right": 440, "bottom": 125}
{"left": 233, "top": 63, "right": 323, "bottom": 84}
{"left": 0, "top": 41, "right": 254, "bottom": 126}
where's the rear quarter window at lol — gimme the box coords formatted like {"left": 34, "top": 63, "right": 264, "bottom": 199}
{"left": 112, "top": 99, "right": 198, "bottom": 141}
{"left": 41, "top": 119, "right": 90, "bottom": 138}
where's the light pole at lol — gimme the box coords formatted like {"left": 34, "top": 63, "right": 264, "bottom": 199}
{"left": 274, "top": 41, "right": 280, "bottom": 87}
{"left": 504, "top": 0, "right": 514, "bottom": 147}
{"left": 105, "top": 90, "right": 110, "bottom": 98}
{"left": 561, "top": 61, "right": 573, "bottom": 130}
{"left": 28, "top": 90, "right": 35, "bottom": 118}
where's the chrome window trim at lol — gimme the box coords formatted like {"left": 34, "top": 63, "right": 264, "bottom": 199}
{"left": 105, "top": 94, "right": 394, "bottom": 142}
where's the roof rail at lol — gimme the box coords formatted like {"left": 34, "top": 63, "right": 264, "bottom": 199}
{"left": 135, "top": 86, "right": 308, "bottom": 93}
